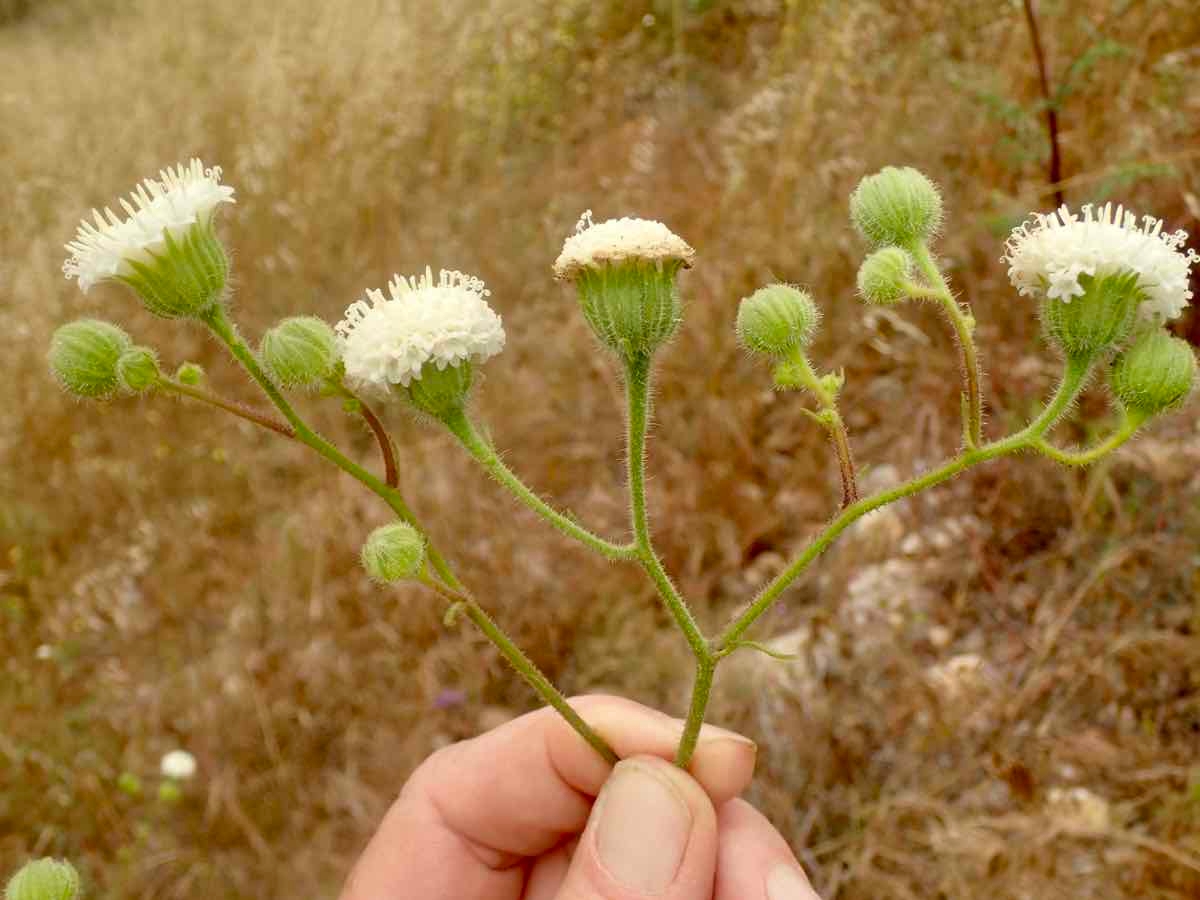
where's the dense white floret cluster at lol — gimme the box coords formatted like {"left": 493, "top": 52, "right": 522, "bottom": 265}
{"left": 1003, "top": 203, "right": 1197, "bottom": 321}
{"left": 64, "top": 159, "right": 235, "bottom": 291}
{"left": 336, "top": 267, "right": 505, "bottom": 389}
{"left": 553, "top": 211, "right": 695, "bottom": 279}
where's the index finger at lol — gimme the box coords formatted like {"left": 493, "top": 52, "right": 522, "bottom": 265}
{"left": 340, "top": 694, "right": 757, "bottom": 900}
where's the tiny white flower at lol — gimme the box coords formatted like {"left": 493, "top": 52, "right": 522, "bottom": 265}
{"left": 1003, "top": 202, "right": 1198, "bottom": 321}
{"left": 64, "top": 159, "right": 235, "bottom": 292}
{"left": 336, "top": 267, "right": 505, "bottom": 389}
{"left": 553, "top": 210, "right": 695, "bottom": 279}
{"left": 160, "top": 749, "right": 197, "bottom": 780}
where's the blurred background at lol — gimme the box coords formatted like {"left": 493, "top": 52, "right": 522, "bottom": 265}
{"left": 2, "top": 0, "right": 1199, "bottom": 897}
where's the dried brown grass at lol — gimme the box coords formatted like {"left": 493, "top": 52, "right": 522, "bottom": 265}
{"left": 2, "top": 1, "right": 1199, "bottom": 897}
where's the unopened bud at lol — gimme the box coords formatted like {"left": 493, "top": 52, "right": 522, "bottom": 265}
{"left": 48, "top": 319, "right": 132, "bottom": 399}
{"left": 361, "top": 522, "right": 426, "bottom": 582}
{"left": 856, "top": 247, "right": 914, "bottom": 304}
{"left": 175, "top": 362, "right": 204, "bottom": 385}
{"left": 4, "top": 859, "right": 81, "bottom": 900}
{"left": 850, "top": 166, "right": 943, "bottom": 248}
{"left": 116, "top": 346, "right": 160, "bottom": 393}
{"left": 1110, "top": 330, "right": 1195, "bottom": 415}
{"left": 260, "top": 316, "right": 340, "bottom": 389}
{"left": 736, "top": 285, "right": 820, "bottom": 357}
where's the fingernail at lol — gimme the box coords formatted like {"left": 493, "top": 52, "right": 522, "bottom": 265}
{"left": 595, "top": 762, "right": 692, "bottom": 893}
{"left": 767, "top": 862, "right": 821, "bottom": 900}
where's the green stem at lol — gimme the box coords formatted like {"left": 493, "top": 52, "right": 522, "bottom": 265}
{"left": 783, "top": 349, "right": 859, "bottom": 507}
{"left": 624, "top": 355, "right": 710, "bottom": 663}
{"left": 716, "top": 354, "right": 1097, "bottom": 650}
{"left": 422, "top": 574, "right": 619, "bottom": 765}
{"left": 158, "top": 377, "right": 296, "bottom": 439}
{"left": 202, "top": 306, "right": 613, "bottom": 759}
{"left": 908, "top": 242, "right": 985, "bottom": 449}
{"left": 441, "top": 409, "right": 638, "bottom": 560}
{"left": 675, "top": 655, "right": 715, "bottom": 768}
{"left": 1033, "top": 408, "right": 1145, "bottom": 466}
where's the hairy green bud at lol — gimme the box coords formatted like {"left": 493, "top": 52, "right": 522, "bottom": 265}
{"left": 115, "top": 346, "right": 160, "bottom": 394}
{"left": 1043, "top": 272, "right": 1139, "bottom": 359}
{"left": 48, "top": 319, "right": 132, "bottom": 399}
{"left": 117, "top": 220, "right": 228, "bottom": 319}
{"left": 736, "top": 285, "right": 820, "bottom": 357}
{"left": 260, "top": 316, "right": 339, "bottom": 389}
{"left": 856, "top": 247, "right": 914, "bottom": 305}
{"left": 361, "top": 522, "right": 426, "bottom": 582}
{"left": 404, "top": 362, "right": 474, "bottom": 421}
{"left": 174, "top": 362, "right": 204, "bottom": 385}
{"left": 850, "top": 166, "right": 943, "bottom": 248}
{"left": 574, "top": 261, "right": 683, "bottom": 361}
{"left": 4, "top": 859, "right": 81, "bottom": 900}
{"left": 1110, "top": 330, "right": 1195, "bottom": 415}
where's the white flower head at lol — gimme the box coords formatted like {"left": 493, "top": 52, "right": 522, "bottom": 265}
{"left": 336, "top": 267, "right": 505, "bottom": 389}
{"left": 1003, "top": 202, "right": 1198, "bottom": 321}
{"left": 160, "top": 749, "right": 197, "bottom": 780}
{"left": 64, "top": 159, "right": 235, "bottom": 292}
{"left": 553, "top": 211, "right": 695, "bottom": 280}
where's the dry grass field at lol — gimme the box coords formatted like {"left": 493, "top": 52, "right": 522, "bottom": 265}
{"left": 2, "top": 1, "right": 1200, "bottom": 897}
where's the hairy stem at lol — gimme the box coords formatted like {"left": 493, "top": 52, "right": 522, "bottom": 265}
{"left": 716, "top": 354, "right": 1095, "bottom": 649}
{"left": 202, "top": 306, "right": 610, "bottom": 757}
{"left": 159, "top": 378, "right": 296, "bottom": 439}
{"left": 624, "top": 355, "right": 709, "bottom": 662}
{"left": 422, "top": 575, "right": 619, "bottom": 765}
{"left": 1034, "top": 408, "right": 1146, "bottom": 466}
{"left": 441, "top": 409, "right": 639, "bottom": 560}
{"left": 330, "top": 381, "right": 400, "bottom": 488}
{"left": 784, "top": 350, "right": 859, "bottom": 507}
{"left": 908, "top": 241, "right": 985, "bottom": 449}
{"left": 676, "top": 655, "right": 716, "bottom": 768}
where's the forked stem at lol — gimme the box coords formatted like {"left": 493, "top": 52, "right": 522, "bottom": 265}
{"left": 441, "top": 409, "right": 638, "bottom": 560}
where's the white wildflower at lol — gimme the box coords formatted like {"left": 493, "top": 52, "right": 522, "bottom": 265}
{"left": 64, "top": 159, "right": 235, "bottom": 291}
{"left": 336, "top": 267, "right": 505, "bottom": 389}
{"left": 1003, "top": 202, "right": 1198, "bottom": 321}
{"left": 160, "top": 749, "right": 197, "bottom": 780}
{"left": 553, "top": 211, "right": 694, "bottom": 279}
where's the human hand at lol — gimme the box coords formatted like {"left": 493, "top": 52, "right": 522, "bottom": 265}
{"left": 341, "top": 695, "right": 821, "bottom": 899}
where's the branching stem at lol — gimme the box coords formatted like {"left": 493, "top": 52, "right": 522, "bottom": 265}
{"left": 159, "top": 377, "right": 296, "bottom": 439}
{"left": 441, "top": 409, "right": 639, "bottom": 560}
{"left": 907, "top": 241, "right": 985, "bottom": 449}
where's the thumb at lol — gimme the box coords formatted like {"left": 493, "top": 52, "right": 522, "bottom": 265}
{"left": 554, "top": 756, "right": 718, "bottom": 900}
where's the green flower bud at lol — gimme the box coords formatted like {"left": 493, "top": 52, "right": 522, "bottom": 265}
{"left": 856, "top": 247, "right": 914, "bottom": 305}
{"left": 404, "top": 362, "right": 474, "bottom": 421}
{"left": 736, "top": 285, "right": 820, "bottom": 357}
{"left": 574, "top": 261, "right": 683, "bottom": 361}
{"left": 48, "top": 319, "right": 132, "bottom": 399}
{"left": 260, "top": 316, "right": 340, "bottom": 389}
{"left": 117, "top": 220, "right": 229, "bottom": 319}
{"left": 115, "top": 346, "right": 160, "bottom": 394}
{"left": 1043, "top": 271, "right": 1140, "bottom": 359}
{"left": 361, "top": 522, "right": 426, "bottom": 583}
{"left": 1110, "top": 330, "right": 1195, "bottom": 415}
{"left": 174, "top": 362, "right": 204, "bottom": 385}
{"left": 850, "top": 166, "right": 943, "bottom": 248}
{"left": 554, "top": 215, "right": 694, "bottom": 363}
{"left": 157, "top": 781, "right": 182, "bottom": 805}
{"left": 4, "top": 859, "right": 81, "bottom": 900}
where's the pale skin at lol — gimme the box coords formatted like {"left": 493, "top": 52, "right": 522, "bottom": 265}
{"left": 341, "top": 695, "right": 821, "bottom": 900}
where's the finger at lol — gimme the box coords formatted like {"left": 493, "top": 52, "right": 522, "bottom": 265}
{"left": 524, "top": 843, "right": 572, "bottom": 900}
{"left": 340, "top": 695, "right": 755, "bottom": 900}
{"left": 714, "top": 799, "right": 821, "bottom": 900}
{"left": 553, "top": 756, "right": 718, "bottom": 899}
